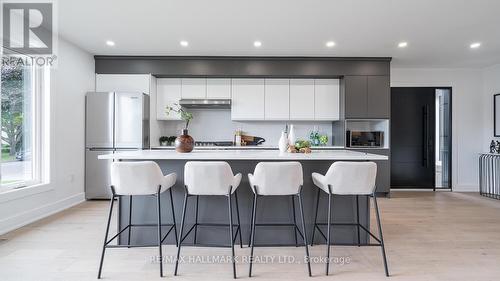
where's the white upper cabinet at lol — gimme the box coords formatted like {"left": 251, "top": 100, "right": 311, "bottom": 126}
{"left": 265, "top": 79, "right": 289, "bottom": 120}
{"left": 207, "top": 79, "right": 231, "bottom": 99}
{"left": 96, "top": 74, "right": 151, "bottom": 93}
{"left": 181, "top": 78, "right": 206, "bottom": 99}
{"left": 156, "top": 78, "right": 182, "bottom": 120}
{"left": 289, "top": 79, "right": 315, "bottom": 120}
{"left": 231, "top": 79, "right": 265, "bottom": 120}
{"left": 314, "top": 79, "right": 340, "bottom": 120}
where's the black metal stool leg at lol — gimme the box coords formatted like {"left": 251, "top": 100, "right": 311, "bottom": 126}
{"left": 127, "top": 195, "right": 132, "bottom": 248}
{"left": 234, "top": 190, "right": 243, "bottom": 248}
{"left": 249, "top": 193, "right": 258, "bottom": 277}
{"left": 373, "top": 193, "right": 389, "bottom": 277}
{"left": 156, "top": 189, "right": 163, "bottom": 277}
{"left": 311, "top": 188, "right": 320, "bottom": 246}
{"left": 297, "top": 189, "right": 312, "bottom": 277}
{"left": 228, "top": 188, "right": 237, "bottom": 279}
{"left": 326, "top": 186, "right": 333, "bottom": 276}
{"left": 356, "top": 195, "right": 361, "bottom": 247}
{"left": 169, "top": 188, "right": 179, "bottom": 247}
{"left": 248, "top": 192, "right": 256, "bottom": 247}
{"left": 194, "top": 195, "right": 199, "bottom": 244}
{"left": 174, "top": 190, "right": 189, "bottom": 276}
{"left": 291, "top": 195, "right": 298, "bottom": 247}
{"left": 97, "top": 195, "right": 115, "bottom": 279}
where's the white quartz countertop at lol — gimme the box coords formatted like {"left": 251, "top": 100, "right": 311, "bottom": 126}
{"left": 151, "top": 145, "right": 345, "bottom": 150}
{"left": 98, "top": 149, "right": 388, "bottom": 161}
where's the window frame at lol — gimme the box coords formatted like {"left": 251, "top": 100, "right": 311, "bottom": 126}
{"left": 0, "top": 48, "right": 49, "bottom": 193}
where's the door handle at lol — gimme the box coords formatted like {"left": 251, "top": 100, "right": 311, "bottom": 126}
{"left": 422, "top": 106, "right": 430, "bottom": 167}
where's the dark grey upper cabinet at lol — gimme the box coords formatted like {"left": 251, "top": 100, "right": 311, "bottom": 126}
{"left": 367, "top": 76, "right": 390, "bottom": 118}
{"left": 344, "top": 75, "right": 390, "bottom": 119}
{"left": 344, "top": 76, "right": 368, "bottom": 118}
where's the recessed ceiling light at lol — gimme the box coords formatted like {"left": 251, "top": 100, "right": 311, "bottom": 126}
{"left": 105, "top": 40, "right": 115, "bottom": 47}
{"left": 326, "top": 41, "right": 336, "bottom": 48}
{"left": 180, "top": 40, "right": 189, "bottom": 47}
{"left": 470, "top": 42, "right": 481, "bottom": 49}
{"left": 253, "top": 41, "right": 262, "bottom": 48}
{"left": 398, "top": 42, "right": 408, "bottom": 48}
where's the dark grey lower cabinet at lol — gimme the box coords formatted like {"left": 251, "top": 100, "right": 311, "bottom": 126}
{"left": 347, "top": 148, "right": 390, "bottom": 196}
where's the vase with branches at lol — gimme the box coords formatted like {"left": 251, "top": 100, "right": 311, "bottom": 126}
{"left": 165, "top": 104, "right": 194, "bottom": 152}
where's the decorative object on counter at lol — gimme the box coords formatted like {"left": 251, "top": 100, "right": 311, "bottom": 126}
{"left": 242, "top": 135, "right": 266, "bottom": 146}
{"left": 278, "top": 131, "right": 289, "bottom": 153}
{"left": 159, "top": 136, "right": 169, "bottom": 146}
{"left": 175, "top": 129, "right": 194, "bottom": 153}
{"left": 319, "top": 134, "right": 329, "bottom": 146}
{"left": 288, "top": 124, "right": 296, "bottom": 146}
{"left": 234, "top": 128, "right": 242, "bottom": 146}
{"left": 309, "top": 126, "right": 329, "bottom": 146}
{"left": 309, "top": 126, "right": 320, "bottom": 146}
{"left": 490, "top": 140, "right": 497, "bottom": 153}
{"left": 159, "top": 136, "right": 177, "bottom": 146}
{"left": 288, "top": 140, "right": 312, "bottom": 154}
{"left": 166, "top": 103, "right": 194, "bottom": 153}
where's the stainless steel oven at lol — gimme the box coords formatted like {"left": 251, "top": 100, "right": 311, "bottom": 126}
{"left": 346, "top": 131, "right": 383, "bottom": 148}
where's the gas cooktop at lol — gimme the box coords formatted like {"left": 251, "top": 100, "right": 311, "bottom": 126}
{"left": 195, "top": 141, "right": 235, "bottom": 147}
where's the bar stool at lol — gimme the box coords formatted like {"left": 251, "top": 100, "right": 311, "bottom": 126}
{"left": 311, "top": 161, "right": 389, "bottom": 276}
{"left": 175, "top": 161, "right": 242, "bottom": 279}
{"left": 248, "top": 162, "right": 312, "bottom": 277}
{"left": 98, "top": 161, "right": 178, "bottom": 278}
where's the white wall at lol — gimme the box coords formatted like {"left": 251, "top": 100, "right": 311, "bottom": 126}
{"left": 391, "top": 68, "right": 483, "bottom": 192}
{"left": 482, "top": 64, "right": 500, "bottom": 151}
{"left": 0, "top": 38, "right": 95, "bottom": 235}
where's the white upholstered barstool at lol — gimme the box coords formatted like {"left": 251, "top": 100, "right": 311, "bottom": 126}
{"left": 174, "top": 161, "right": 242, "bottom": 279}
{"left": 97, "top": 161, "right": 178, "bottom": 278}
{"left": 248, "top": 162, "right": 312, "bottom": 277}
{"left": 311, "top": 161, "right": 389, "bottom": 276}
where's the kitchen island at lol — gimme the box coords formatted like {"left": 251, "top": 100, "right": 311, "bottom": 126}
{"left": 99, "top": 149, "right": 388, "bottom": 246}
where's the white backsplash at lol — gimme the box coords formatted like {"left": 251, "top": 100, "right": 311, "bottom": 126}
{"left": 158, "top": 109, "right": 335, "bottom": 146}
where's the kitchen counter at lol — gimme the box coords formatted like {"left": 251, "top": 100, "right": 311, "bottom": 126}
{"left": 151, "top": 145, "right": 346, "bottom": 150}
{"left": 99, "top": 149, "right": 388, "bottom": 161}
{"left": 100, "top": 149, "right": 386, "bottom": 247}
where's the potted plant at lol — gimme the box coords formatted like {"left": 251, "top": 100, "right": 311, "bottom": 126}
{"left": 159, "top": 136, "right": 169, "bottom": 146}
{"left": 166, "top": 104, "right": 194, "bottom": 152}
{"left": 168, "top": 136, "right": 177, "bottom": 145}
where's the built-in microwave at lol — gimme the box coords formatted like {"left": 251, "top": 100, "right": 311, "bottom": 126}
{"left": 346, "top": 131, "right": 383, "bottom": 148}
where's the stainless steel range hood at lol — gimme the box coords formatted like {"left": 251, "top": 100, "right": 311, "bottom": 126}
{"left": 179, "top": 99, "right": 231, "bottom": 109}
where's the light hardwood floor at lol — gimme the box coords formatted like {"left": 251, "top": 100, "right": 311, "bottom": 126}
{"left": 1, "top": 191, "right": 500, "bottom": 281}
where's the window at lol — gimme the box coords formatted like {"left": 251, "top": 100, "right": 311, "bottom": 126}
{"left": 1, "top": 50, "right": 47, "bottom": 191}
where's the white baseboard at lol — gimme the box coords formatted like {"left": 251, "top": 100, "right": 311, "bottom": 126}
{"left": 0, "top": 192, "right": 85, "bottom": 235}
{"left": 453, "top": 184, "right": 479, "bottom": 192}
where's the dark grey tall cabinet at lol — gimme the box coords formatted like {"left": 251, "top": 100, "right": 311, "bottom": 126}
{"left": 344, "top": 75, "right": 391, "bottom": 195}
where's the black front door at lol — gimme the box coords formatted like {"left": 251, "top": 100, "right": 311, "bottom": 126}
{"left": 391, "top": 87, "right": 436, "bottom": 188}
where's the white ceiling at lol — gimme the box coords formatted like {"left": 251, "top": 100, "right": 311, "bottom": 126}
{"left": 58, "top": 0, "right": 500, "bottom": 68}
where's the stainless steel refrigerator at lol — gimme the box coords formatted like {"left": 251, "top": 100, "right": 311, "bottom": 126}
{"left": 85, "top": 92, "right": 149, "bottom": 199}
